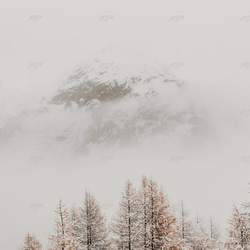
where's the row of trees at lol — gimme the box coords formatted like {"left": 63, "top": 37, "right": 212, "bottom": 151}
{"left": 20, "top": 176, "right": 250, "bottom": 249}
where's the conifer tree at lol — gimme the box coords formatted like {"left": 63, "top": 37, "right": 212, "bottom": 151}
{"left": 70, "top": 205, "right": 79, "bottom": 224}
{"left": 226, "top": 205, "right": 250, "bottom": 249}
{"left": 178, "top": 200, "right": 193, "bottom": 248}
{"left": 186, "top": 215, "right": 212, "bottom": 250}
{"left": 20, "top": 233, "right": 42, "bottom": 250}
{"left": 189, "top": 222, "right": 212, "bottom": 250}
{"left": 110, "top": 180, "right": 140, "bottom": 249}
{"left": 70, "top": 205, "right": 81, "bottom": 240}
{"left": 138, "top": 175, "right": 149, "bottom": 249}
{"left": 209, "top": 217, "right": 220, "bottom": 248}
{"left": 138, "top": 176, "right": 183, "bottom": 249}
{"left": 48, "top": 199, "right": 80, "bottom": 250}
{"left": 78, "top": 191, "right": 109, "bottom": 250}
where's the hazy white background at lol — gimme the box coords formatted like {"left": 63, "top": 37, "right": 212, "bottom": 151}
{"left": 0, "top": 0, "right": 250, "bottom": 249}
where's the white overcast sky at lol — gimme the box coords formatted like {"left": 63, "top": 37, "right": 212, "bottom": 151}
{"left": 0, "top": 0, "right": 249, "bottom": 90}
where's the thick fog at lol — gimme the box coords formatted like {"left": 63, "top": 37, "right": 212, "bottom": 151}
{"left": 1, "top": 0, "right": 250, "bottom": 249}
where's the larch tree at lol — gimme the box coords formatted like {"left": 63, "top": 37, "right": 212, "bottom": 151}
{"left": 20, "top": 233, "right": 42, "bottom": 250}
{"left": 178, "top": 200, "right": 193, "bottom": 248}
{"left": 226, "top": 205, "right": 250, "bottom": 249}
{"left": 77, "top": 191, "right": 109, "bottom": 250}
{"left": 70, "top": 205, "right": 79, "bottom": 224}
{"left": 70, "top": 204, "right": 81, "bottom": 240}
{"left": 187, "top": 215, "right": 212, "bottom": 250}
{"left": 189, "top": 223, "right": 212, "bottom": 250}
{"left": 110, "top": 180, "right": 140, "bottom": 249}
{"left": 48, "top": 199, "right": 80, "bottom": 250}
{"left": 138, "top": 176, "right": 183, "bottom": 249}
{"left": 209, "top": 217, "right": 220, "bottom": 248}
{"left": 138, "top": 175, "right": 150, "bottom": 249}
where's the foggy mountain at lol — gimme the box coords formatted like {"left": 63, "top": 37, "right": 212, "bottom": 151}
{"left": 0, "top": 48, "right": 211, "bottom": 154}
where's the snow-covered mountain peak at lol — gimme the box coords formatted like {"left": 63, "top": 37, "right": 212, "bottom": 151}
{"left": 51, "top": 48, "right": 185, "bottom": 107}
